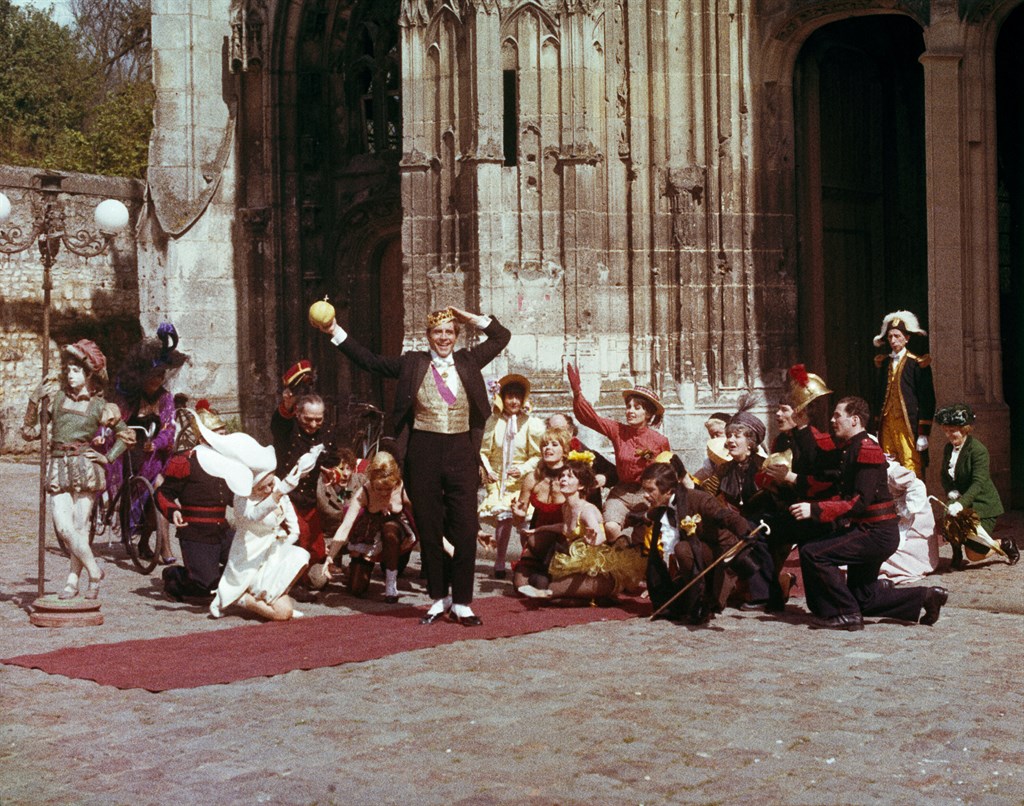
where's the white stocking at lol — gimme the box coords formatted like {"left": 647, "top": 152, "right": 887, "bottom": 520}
{"left": 51, "top": 491, "right": 100, "bottom": 583}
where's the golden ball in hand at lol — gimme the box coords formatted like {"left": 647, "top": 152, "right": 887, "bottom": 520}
{"left": 308, "top": 297, "right": 336, "bottom": 328}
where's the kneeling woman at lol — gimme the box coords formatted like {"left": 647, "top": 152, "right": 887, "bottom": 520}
{"left": 518, "top": 458, "right": 645, "bottom": 601}
{"left": 325, "top": 452, "right": 418, "bottom": 603}
{"left": 200, "top": 426, "right": 312, "bottom": 621}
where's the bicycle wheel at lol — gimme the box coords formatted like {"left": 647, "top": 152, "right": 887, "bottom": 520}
{"left": 88, "top": 491, "right": 108, "bottom": 546}
{"left": 120, "top": 475, "right": 159, "bottom": 574}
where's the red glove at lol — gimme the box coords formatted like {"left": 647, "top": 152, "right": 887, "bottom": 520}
{"left": 566, "top": 362, "right": 582, "bottom": 396}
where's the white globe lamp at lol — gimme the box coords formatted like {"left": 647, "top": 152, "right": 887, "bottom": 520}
{"left": 94, "top": 199, "right": 129, "bottom": 234}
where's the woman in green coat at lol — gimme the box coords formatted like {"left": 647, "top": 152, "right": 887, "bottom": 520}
{"left": 936, "top": 404, "right": 1018, "bottom": 568}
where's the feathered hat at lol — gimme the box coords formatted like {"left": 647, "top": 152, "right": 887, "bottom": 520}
{"left": 873, "top": 310, "right": 927, "bottom": 347}
{"left": 786, "top": 364, "right": 832, "bottom": 412}
{"left": 62, "top": 339, "right": 108, "bottom": 385}
{"left": 935, "top": 404, "right": 975, "bottom": 427}
{"left": 727, "top": 393, "right": 766, "bottom": 446}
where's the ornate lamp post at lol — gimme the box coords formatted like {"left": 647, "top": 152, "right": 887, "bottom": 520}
{"left": 0, "top": 173, "right": 129, "bottom": 598}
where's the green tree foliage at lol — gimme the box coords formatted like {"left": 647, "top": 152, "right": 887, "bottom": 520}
{"left": 0, "top": 0, "right": 152, "bottom": 179}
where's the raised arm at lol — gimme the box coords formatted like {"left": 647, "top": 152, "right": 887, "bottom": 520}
{"left": 313, "top": 314, "right": 404, "bottom": 378}
{"left": 451, "top": 308, "right": 511, "bottom": 369}
{"left": 567, "top": 362, "right": 618, "bottom": 441}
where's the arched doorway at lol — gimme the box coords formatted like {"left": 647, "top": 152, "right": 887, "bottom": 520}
{"left": 794, "top": 15, "right": 928, "bottom": 406}
{"left": 997, "top": 4, "right": 1024, "bottom": 506}
{"left": 272, "top": 0, "right": 402, "bottom": 431}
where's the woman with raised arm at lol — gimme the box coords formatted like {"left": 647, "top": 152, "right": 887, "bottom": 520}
{"left": 323, "top": 451, "right": 418, "bottom": 603}
{"left": 196, "top": 422, "right": 314, "bottom": 621}
{"left": 566, "top": 362, "right": 669, "bottom": 544}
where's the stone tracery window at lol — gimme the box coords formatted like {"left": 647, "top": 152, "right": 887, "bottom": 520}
{"left": 349, "top": 18, "right": 401, "bottom": 154}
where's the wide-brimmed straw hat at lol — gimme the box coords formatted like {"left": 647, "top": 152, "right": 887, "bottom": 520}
{"left": 621, "top": 385, "right": 665, "bottom": 419}
{"left": 497, "top": 373, "right": 531, "bottom": 400}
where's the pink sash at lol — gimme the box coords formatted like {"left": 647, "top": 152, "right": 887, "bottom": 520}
{"left": 431, "top": 364, "right": 457, "bottom": 406}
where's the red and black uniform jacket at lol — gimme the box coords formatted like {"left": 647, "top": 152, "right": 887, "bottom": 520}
{"left": 756, "top": 425, "right": 840, "bottom": 504}
{"left": 270, "top": 407, "right": 340, "bottom": 511}
{"left": 156, "top": 451, "right": 233, "bottom": 544}
{"left": 810, "top": 431, "right": 896, "bottom": 528}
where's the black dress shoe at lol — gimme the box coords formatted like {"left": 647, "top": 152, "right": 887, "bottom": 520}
{"left": 688, "top": 601, "right": 711, "bottom": 625}
{"left": 449, "top": 612, "right": 483, "bottom": 627}
{"left": 1001, "top": 538, "right": 1020, "bottom": 566}
{"left": 420, "top": 610, "right": 447, "bottom": 624}
{"left": 811, "top": 612, "right": 864, "bottom": 631}
{"left": 493, "top": 569, "right": 507, "bottom": 580}
{"left": 920, "top": 586, "right": 948, "bottom": 626}
{"left": 383, "top": 595, "right": 400, "bottom": 604}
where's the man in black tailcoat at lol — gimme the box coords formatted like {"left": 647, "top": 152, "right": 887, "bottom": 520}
{"left": 315, "top": 305, "right": 510, "bottom": 625}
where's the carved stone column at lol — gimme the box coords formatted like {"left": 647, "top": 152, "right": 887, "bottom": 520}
{"left": 141, "top": 0, "right": 240, "bottom": 417}
{"left": 922, "top": 10, "right": 1010, "bottom": 494}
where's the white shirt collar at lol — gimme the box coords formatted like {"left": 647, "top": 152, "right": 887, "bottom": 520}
{"left": 430, "top": 350, "right": 454, "bottom": 367}
{"left": 890, "top": 347, "right": 907, "bottom": 361}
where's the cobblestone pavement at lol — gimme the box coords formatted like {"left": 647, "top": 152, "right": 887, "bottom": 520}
{"left": 2, "top": 457, "right": 1023, "bottom": 805}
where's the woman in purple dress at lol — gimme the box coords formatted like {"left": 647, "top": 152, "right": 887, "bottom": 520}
{"left": 106, "top": 324, "right": 188, "bottom": 563}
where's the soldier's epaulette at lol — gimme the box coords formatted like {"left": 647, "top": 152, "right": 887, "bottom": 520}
{"left": 874, "top": 354, "right": 886, "bottom": 368}
{"left": 916, "top": 353, "right": 931, "bottom": 368}
{"left": 813, "top": 428, "right": 837, "bottom": 451}
{"left": 856, "top": 439, "right": 887, "bottom": 465}
{"left": 164, "top": 453, "right": 191, "bottom": 479}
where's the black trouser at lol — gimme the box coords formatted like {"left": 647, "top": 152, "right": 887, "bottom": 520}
{"left": 171, "top": 530, "right": 233, "bottom": 596}
{"left": 404, "top": 430, "right": 479, "bottom": 605}
{"left": 799, "top": 520, "right": 926, "bottom": 621}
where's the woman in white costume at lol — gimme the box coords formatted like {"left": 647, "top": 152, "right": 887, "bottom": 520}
{"left": 193, "top": 420, "right": 315, "bottom": 621}
{"left": 878, "top": 459, "right": 939, "bottom": 583}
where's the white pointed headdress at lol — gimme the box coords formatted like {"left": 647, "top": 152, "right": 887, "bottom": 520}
{"left": 873, "top": 310, "right": 927, "bottom": 347}
{"left": 192, "top": 416, "right": 277, "bottom": 497}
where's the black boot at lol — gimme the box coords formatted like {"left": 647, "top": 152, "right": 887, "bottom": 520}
{"left": 1001, "top": 538, "right": 1020, "bottom": 566}
{"left": 729, "top": 550, "right": 760, "bottom": 581}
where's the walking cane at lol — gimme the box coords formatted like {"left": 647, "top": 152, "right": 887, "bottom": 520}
{"left": 649, "top": 520, "right": 771, "bottom": 621}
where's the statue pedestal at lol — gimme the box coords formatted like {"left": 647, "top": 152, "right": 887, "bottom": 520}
{"left": 30, "top": 595, "right": 103, "bottom": 628}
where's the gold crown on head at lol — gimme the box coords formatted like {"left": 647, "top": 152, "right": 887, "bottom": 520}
{"left": 427, "top": 307, "right": 456, "bottom": 329}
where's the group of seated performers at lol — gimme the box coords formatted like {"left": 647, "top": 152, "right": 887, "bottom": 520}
{"left": 141, "top": 303, "right": 1019, "bottom": 630}
{"left": 482, "top": 358, "right": 1019, "bottom": 632}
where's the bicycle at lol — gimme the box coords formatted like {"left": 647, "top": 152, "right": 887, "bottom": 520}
{"left": 347, "top": 400, "right": 386, "bottom": 462}
{"left": 88, "top": 423, "right": 161, "bottom": 574}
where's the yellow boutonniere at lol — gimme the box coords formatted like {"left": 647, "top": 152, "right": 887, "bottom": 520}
{"left": 679, "top": 514, "right": 702, "bottom": 536}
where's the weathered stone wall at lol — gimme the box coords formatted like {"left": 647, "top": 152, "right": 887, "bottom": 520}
{"left": 0, "top": 166, "right": 145, "bottom": 454}
{"left": 142, "top": 0, "right": 243, "bottom": 431}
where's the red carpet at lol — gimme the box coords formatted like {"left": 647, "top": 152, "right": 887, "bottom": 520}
{"left": 2, "top": 594, "right": 646, "bottom": 692}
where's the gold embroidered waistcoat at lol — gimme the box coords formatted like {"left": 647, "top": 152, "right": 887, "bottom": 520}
{"left": 413, "top": 368, "right": 470, "bottom": 434}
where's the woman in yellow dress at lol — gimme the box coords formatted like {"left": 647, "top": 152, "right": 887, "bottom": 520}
{"left": 518, "top": 457, "right": 645, "bottom": 601}
{"left": 478, "top": 374, "right": 545, "bottom": 578}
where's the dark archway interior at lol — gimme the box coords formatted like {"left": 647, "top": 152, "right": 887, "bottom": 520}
{"left": 794, "top": 15, "right": 927, "bottom": 409}
{"left": 277, "top": 0, "right": 402, "bottom": 437}
{"left": 997, "top": 4, "right": 1024, "bottom": 507}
